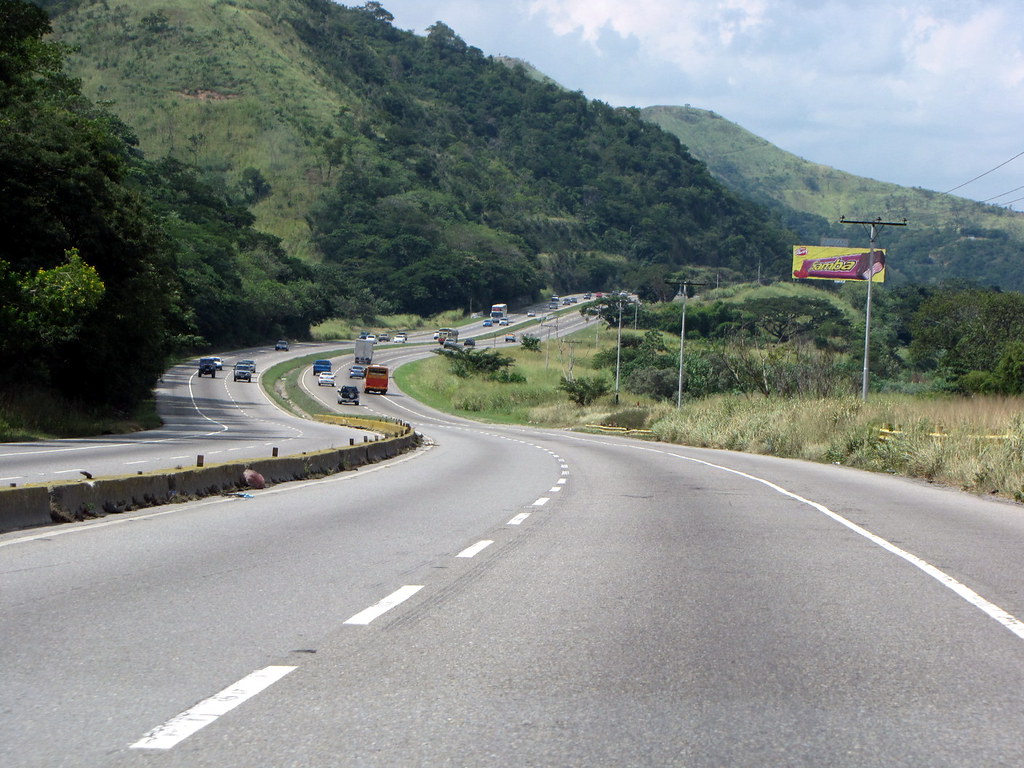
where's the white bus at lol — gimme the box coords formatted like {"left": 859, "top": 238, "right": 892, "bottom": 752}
{"left": 490, "top": 303, "right": 508, "bottom": 320}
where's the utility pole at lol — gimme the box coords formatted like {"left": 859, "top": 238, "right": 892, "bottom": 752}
{"left": 614, "top": 299, "right": 623, "bottom": 404}
{"left": 839, "top": 216, "right": 907, "bottom": 400}
{"left": 666, "top": 278, "right": 707, "bottom": 408}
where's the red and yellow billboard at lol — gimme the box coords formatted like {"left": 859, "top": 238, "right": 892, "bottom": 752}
{"left": 792, "top": 246, "right": 886, "bottom": 282}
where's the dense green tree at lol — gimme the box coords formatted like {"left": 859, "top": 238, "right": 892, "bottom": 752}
{"left": 910, "top": 289, "right": 1024, "bottom": 383}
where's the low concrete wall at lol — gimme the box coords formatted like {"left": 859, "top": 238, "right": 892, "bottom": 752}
{"left": 1, "top": 429, "right": 419, "bottom": 533}
{"left": 0, "top": 486, "right": 52, "bottom": 531}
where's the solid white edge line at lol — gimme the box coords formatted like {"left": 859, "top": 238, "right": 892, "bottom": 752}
{"left": 130, "top": 665, "right": 296, "bottom": 750}
{"left": 642, "top": 445, "right": 1024, "bottom": 642}
{"left": 457, "top": 540, "right": 494, "bottom": 558}
{"left": 344, "top": 585, "right": 424, "bottom": 625}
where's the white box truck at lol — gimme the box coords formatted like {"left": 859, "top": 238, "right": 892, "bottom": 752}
{"left": 354, "top": 338, "right": 374, "bottom": 365}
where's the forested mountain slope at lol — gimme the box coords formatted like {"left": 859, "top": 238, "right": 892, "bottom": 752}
{"left": 643, "top": 105, "right": 1024, "bottom": 289}
{"left": 38, "top": 0, "right": 795, "bottom": 314}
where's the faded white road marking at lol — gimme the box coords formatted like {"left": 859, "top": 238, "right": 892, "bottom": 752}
{"left": 344, "top": 585, "right": 424, "bottom": 625}
{"left": 131, "top": 665, "right": 296, "bottom": 750}
{"left": 457, "top": 540, "right": 493, "bottom": 558}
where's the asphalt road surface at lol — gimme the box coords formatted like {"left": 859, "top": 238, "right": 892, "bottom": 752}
{"left": 4, "top": 314, "right": 1024, "bottom": 766}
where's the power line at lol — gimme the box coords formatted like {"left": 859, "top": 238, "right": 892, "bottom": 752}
{"left": 982, "top": 183, "right": 1024, "bottom": 202}
{"left": 943, "top": 149, "right": 1024, "bottom": 195}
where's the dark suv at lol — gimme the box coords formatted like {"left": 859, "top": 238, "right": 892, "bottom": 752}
{"left": 198, "top": 357, "right": 218, "bottom": 377}
{"left": 338, "top": 385, "right": 360, "bottom": 405}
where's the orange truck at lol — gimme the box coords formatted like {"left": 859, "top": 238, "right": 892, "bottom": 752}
{"left": 363, "top": 364, "right": 389, "bottom": 395}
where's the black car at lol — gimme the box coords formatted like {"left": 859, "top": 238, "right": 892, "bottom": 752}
{"left": 198, "top": 357, "right": 218, "bottom": 377}
{"left": 338, "top": 385, "right": 360, "bottom": 405}
{"left": 463, "top": 338, "right": 476, "bottom": 347}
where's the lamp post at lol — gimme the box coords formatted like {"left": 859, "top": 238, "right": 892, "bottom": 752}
{"left": 667, "top": 278, "right": 706, "bottom": 408}
{"left": 614, "top": 299, "right": 623, "bottom": 405}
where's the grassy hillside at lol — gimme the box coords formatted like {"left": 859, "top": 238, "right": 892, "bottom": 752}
{"left": 42, "top": 0, "right": 352, "bottom": 258}
{"left": 644, "top": 105, "right": 1024, "bottom": 288}
{"left": 643, "top": 105, "right": 1024, "bottom": 233}
{"left": 40, "top": 0, "right": 797, "bottom": 314}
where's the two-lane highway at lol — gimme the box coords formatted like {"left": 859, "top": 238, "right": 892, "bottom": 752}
{"left": 5, "top": 313, "right": 1024, "bottom": 766}
{"left": 0, "top": 345, "right": 371, "bottom": 486}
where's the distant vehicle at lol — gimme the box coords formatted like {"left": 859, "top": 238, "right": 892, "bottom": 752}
{"left": 437, "top": 327, "right": 459, "bottom": 345}
{"left": 482, "top": 319, "right": 493, "bottom": 327}
{"left": 583, "top": 293, "right": 592, "bottom": 299}
{"left": 365, "top": 334, "right": 377, "bottom": 342}
{"left": 394, "top": 332, "right": 408, "bottom": 343}
{"left": 595, "top": 292, "right": 604, "bottom": 298}
{"left": 313, "top": 359, "right": 332, "bottom": 375}
{"left": 463, "top": 338, "right": 477, "bottom": 347}
{"left": 364, "top": 364, "right": 389, "bottom": 394}
{"left": 211, "top": 356, "right": 223, "bottom": 370}
{"left": 317, "top": 371, "right": 336, "bottom": 387}
{"left": 432, "top": 331, "right": 440, "bottom": 340}
{"left": 550, "top": 295, "right": 560, "bottom": 303}
{"left": 349, "top": 365, "right": 366, "bottom": 379}
{"left": 358, "top": 331, "right": 370, "bottom": 339}
{"left": 490, "top": 303, "right": 508, "bottom": 321}
{"left": 562, "top": 298, "right": 572, "bottom": 305}
{"left": 498, "top": 318, "right": 510, "bottom": 326}
{"left": 337, "top": 385, "right": 360, "bottom": 405}
{"left": 238, "top": 359, "right": 257, "bottom": 374}
{"left": 197, "top": 357, "right": 218, "bottom": 377}
{"left": 505, "top": 333, "right": 517, "bottom": 343}
{"left": 526, "top": 311, "right": 536, "bottom": 317}
{"left": 377, "top": 332, "right": 390, "bottom": 342}
{"left": 275, "top": 339, "right": 289, "bottom": 351}
{"left": 354, "top": 338, "right": 374, "bottom": 366}
{"left": 232, "top": 362, "right": 252, "bottom": 382}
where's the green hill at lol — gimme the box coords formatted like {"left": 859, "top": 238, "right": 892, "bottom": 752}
{"left": 38, "top": 0, "right": 795, "bottom": 311}
{"left": 643, "top": 105, "right": 1024, "bottom": 288}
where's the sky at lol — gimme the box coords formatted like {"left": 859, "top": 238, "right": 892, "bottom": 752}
{"left": 355, "top": 0, "right": 1024, "bottom": 212}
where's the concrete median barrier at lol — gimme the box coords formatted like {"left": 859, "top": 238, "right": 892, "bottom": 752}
{"left": 1, "top": 431, "right": 421, "bottom": 533}
{"left": 0, "top": 486, "right": 52, "bottom": 530}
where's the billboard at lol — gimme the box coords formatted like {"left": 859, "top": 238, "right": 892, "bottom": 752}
{"left": 792, "top": 245, "right": 886, "bottom": 282}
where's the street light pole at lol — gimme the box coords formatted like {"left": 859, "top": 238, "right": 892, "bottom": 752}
{"left": 614, "top": 299, "right": 623, "bottom": 405}
{"left": 667, "top": 278, "right": 706, "bottom": 408}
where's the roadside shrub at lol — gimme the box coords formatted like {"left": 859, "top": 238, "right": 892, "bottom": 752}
{"left": 558, "top": 376, "right": 610, "bottom": 406}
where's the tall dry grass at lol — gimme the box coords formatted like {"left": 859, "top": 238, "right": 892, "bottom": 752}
{"left": 396, "top": 338, "right": 1024, "bottom": 501}
{"left": 651, "top": 395, "right": 1024, "bottom": 499}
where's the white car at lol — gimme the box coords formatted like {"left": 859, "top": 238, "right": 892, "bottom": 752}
{"left": 317, "top": 371, "right": 336, "bottom": 387}
{"left": 211, "top": 356, "right": 223, "bottom": 370}
{"left": 394, "top": 333, "right": 408, "bottom": 343}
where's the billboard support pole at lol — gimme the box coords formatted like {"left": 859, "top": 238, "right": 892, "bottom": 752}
{"left": 839, "top": 216, "right": 907, "bottom": 400}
